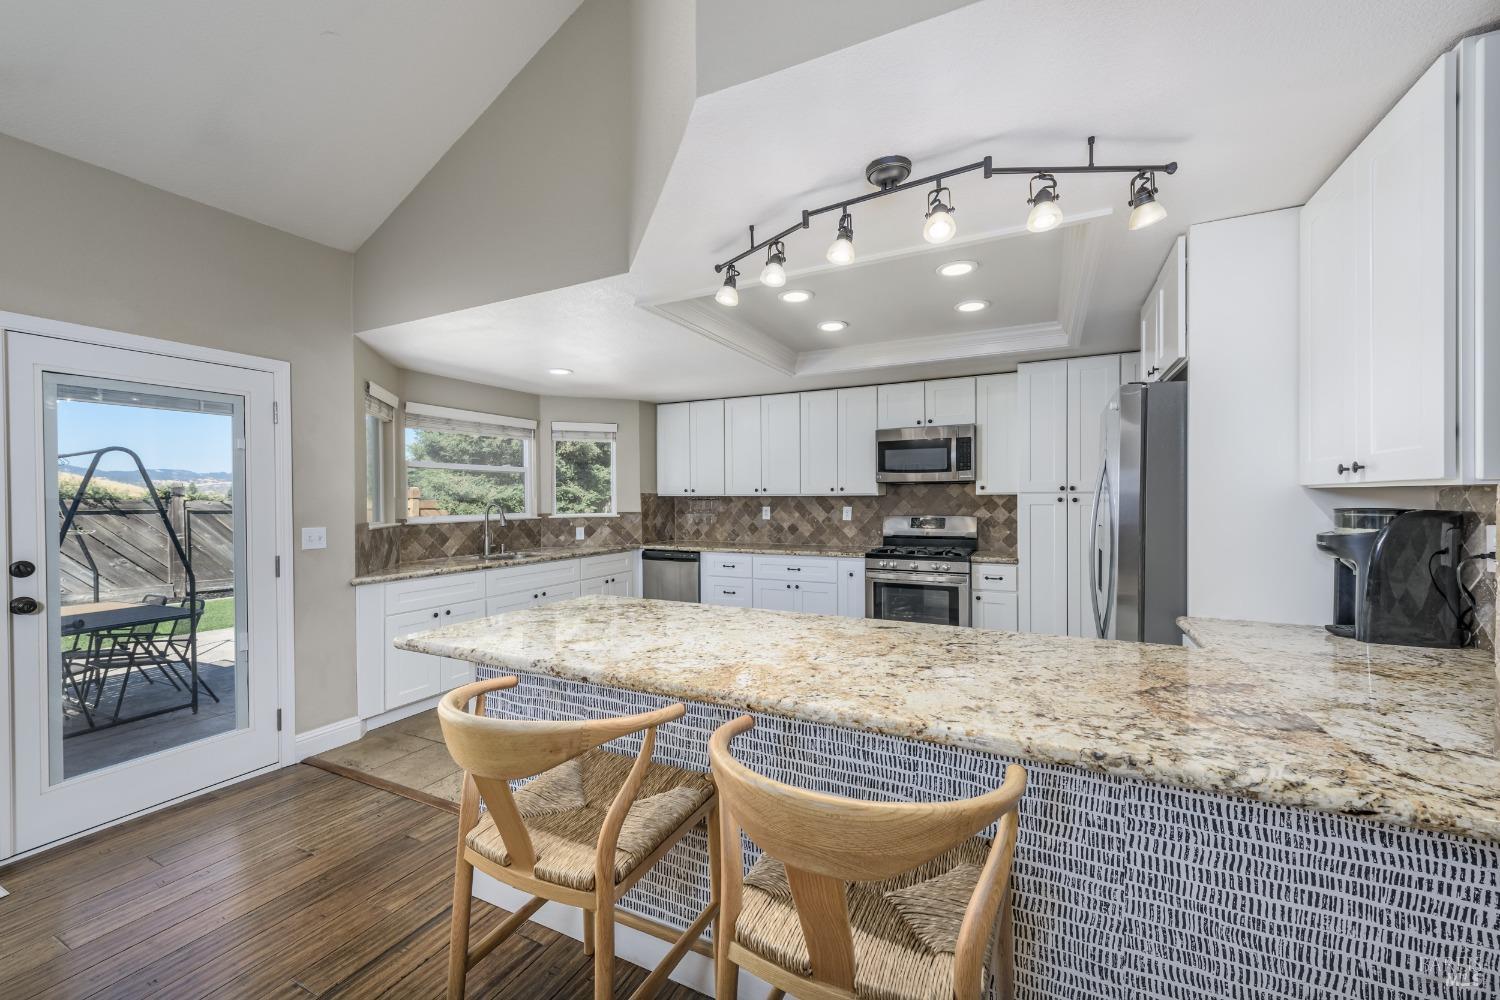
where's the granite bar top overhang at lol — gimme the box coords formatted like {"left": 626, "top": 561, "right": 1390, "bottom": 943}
{"left": 397, "top": 597, "right": 1500, "bottom": 842}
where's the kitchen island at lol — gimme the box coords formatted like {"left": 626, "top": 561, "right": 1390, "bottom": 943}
{"left": 400, "top": 597, "right": 1500, "bottom": 998}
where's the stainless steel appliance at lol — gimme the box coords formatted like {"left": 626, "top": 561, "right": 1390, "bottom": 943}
{"left": 1089, "top": 381, "right": 1186, "bottom": 643}
{"left": 875, "top": 424, "right": 976, "bottom": 483}
{"left": 642, "top": 549, "right": 699, "bottom": 602}
{"left": 865, "top": 516, "right": 976, "bottom": 627}
{"left": 1315, "top": 507, "right": 1468, "bottom": 647}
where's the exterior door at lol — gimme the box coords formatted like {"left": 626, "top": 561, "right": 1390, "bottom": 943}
{"left": 7, "top": 331, "right": 281, "bottom": 853}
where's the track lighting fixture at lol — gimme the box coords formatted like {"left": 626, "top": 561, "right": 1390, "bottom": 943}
{"left": 760, "top": 241, "right": 787, "bottom": 287}
{"left": 715, "top": 264, "right": 740, "bottom": 307}
{"left": 712, "top": 137, "right": 1177, "bottom": 278}
{"left": 826, "top": 211, "right": 855, "bottom": 265}
{"left": 1026, "top": 173, "right": 1063, "bottom": 233}
{"left": 1127, "top": 171, "right": 1167, "bottom": 231}
{"left": 922, "top": 185, "right": 956, "bottom": 244}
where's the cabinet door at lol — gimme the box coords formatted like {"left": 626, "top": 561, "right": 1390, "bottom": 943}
{"left": 837, "top": 386, "right": 878, "bottom": 494}
{"left": 1119, "top": 352, "right": 1142, "bottom": 384}
{"left": 1142, "top": 281, "right": 1165, "bottom": 380}
{"left": 723, "top": 396, "right": 763, "bottom": 496}
{"left": 580, "top": 575, "right": 609, "bottom": 597}
{"left": 1066, "top": 494, "right": 1095, "bottom": 637}
{"left": 439, "top": 599, "right": 488, "bottom": 688}
{"left": 1299, "top": 157, "right": 1360, "bottom": 486}
{"left": 1017, "top": 493, "right": 1069, "bottom": 635}
{"left": 486, "top": 589, "right": 536, "bottom": 616}
{"left": 799, "top": 390, "right": 839, "bottom": 495}
{"left": 924, "top": 377, "right": 976, "bottom": 425}
{"left": 535, "top": 581, "right": 580, "bottom": 607}
{"left": 656, "top": 402, "right": 691, "bottom": 495}
{"left": 753, "top": 579, "right": 799, "bottom": 612}
{"left": 613, "top": 573, "right": 635, "bottom": 598}
{"left": 689, "top": 399, "right": 725, "bottom": 495}
{"left": 876, "top": 382, "right": 926, "bottom": 429}
{"left": 796, "top": 581, "right": 840, "bottom": 616}
{"left": 837, "top": 559, "right": 865, "bottom": 618}
{"left": 973, "top": 592, "right": 1018, "bottom": 632}
{"left": 1016, "top": 361, "right": 1069, "bottom": 493}
{"left": 975, "top": 373, "right": 1018, "bottom": 494}
{"left": 383, "top": 608, "right": 444, "bottom": 707}
{"left": 1355, "top": 53, "right": 1456, "bottom": 483}
{"left": 1157, "top": 237, "right": 1187, "bottom": 376}
{"left": 1066, "top": 355, "right": 1122, "bottom": 492}
{"left": 760, "top": 393, "right": 802, "bottom": 495}
{"left": 702, "top": 578, "right": 752, "bottom": 607}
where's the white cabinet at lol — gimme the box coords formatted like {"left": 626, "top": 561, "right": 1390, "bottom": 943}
{"left": 1066, "top": 493, "right": 1096, "bottom": 637}
{"left": 753, "top": 579, "right": 799, "bottom": 612}
{"left": 383, "top": 597, "right": 486, "bottom": 708}
{"left": 702, "top": 578, "right": 752, "bottom": 607}
{"left": 1140, "top": 237, "right": 1186, "bottom": 381}
{"left": 837, "top": 386, "right": 878, "bottom": 495}
{"left": 974, "top": 373, "right": 1019, "bottom": 495}
{"left": 1017, "top": 360, "right": 1069, "bottom": 493}
{"left": 837, "top": 559, "right": 865, "bottom": 618}
{"left": 724, "top": 395, "right": 762, "bottom": 496}
{"left": 973, "top": 592, "right": 1018, "bottom": 632}
{"left": 799, "top": 390, "right": 839, "bottom": 494}
{"left": 752, "top": 578, "right": 835, "bottom": 614}
{"left": 656, "top": 402, "right": 690, "bottom": 495}
{"left": 1299, "top": 52, "right": 1460, "bottom": 486}
{"left": 760, "top": 393, "right": 802, "bottom": 494}
{"left": 581, "top": 574, "right": 629, "bottom": 597}
{"left": 1066, "top": 354, "right": 1122, "bottom": 492}
{"left": 1017, "top": 493, "right": 1069, "bottom": 636}
{"left": 877, "top": 378, "right": 975, "bottom": 428}
{"left": 1120, "top": 352, "right": 1142, "bottom": 384}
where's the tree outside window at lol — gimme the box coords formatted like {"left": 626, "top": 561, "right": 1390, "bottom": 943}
{"left": 552, "top": 422, "right": 617, "bottom": 515}
{"left": 403, "top": 405, "right": 534, "bottom": 519}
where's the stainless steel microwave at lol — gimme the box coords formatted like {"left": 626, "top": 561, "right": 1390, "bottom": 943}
{"left": 875, "top": 424, "right": 976, "bottom": 483}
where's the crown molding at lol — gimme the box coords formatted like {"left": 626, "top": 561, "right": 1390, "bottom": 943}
{"left": 794, "top": 322, "right": 1067, "bottom": 376}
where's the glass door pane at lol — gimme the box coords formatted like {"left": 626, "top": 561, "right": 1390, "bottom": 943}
{"left": 46, "top": 374, "right": 247, "bottom": 782}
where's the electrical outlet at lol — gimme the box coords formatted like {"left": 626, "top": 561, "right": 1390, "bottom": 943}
{"left": 842, "top": 505, "right": 853, "bottom": 522}
{"left": 300, "top": 526, "right": 326, "bottom": 550}
{"left": 575, "top": 525, "right": 586, "bottom": 541}
{"left": 761, "top": 505, "right": 771, "bottom": 520}
{"left": 1487, "top": 525, "right": 1496, "bottom": 573}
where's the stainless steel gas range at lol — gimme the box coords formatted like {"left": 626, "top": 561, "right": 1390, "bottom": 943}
{"left": 864, "top": 515, "right": 977, "bottom": 627}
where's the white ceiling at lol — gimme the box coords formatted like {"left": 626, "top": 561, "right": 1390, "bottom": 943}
{"left": 0, "top": 0, "right": 582, "bottom": 250}
{"left": 368, "top": 0, "right": 1500, "bottom": 401}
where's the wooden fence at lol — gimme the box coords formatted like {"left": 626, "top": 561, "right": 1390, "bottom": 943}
{"left": 60, "top": 498, "right": 235, "bottom": 605}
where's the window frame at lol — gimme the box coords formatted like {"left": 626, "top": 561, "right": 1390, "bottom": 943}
{"left": 402, "top": 402, "right": 536, "bottom": 522}
{"left": 363, "top": 380, "right": 398, "bottom": 527}
{"left": 551, "top": 423, "right": 618, "bottom": 518}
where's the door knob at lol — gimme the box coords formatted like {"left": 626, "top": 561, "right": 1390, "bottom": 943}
{"left": 10, "top": 596, "right": 40, "bottom": 615}
{"left": 9, "top": 560, "right": 35, "bottom": 578}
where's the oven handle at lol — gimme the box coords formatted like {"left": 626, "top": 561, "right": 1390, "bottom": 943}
{"left": 866, "top": 570, "right": 971, "bottom": 586}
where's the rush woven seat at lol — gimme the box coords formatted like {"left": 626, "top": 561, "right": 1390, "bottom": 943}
{"left": 466, "top": 747, "right": 713, "bottom": 891}
{"left": 736, "top": 841, "right": 991, "bottom": 1000}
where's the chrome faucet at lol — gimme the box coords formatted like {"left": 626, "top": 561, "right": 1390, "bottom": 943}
{"left": 483, "top": 500, "right": 509, "bottom": 558}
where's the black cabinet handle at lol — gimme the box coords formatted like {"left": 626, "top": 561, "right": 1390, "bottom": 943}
{"left": 1056, "top": 496, "right": 1064, "bottom": 503}
{"left": 787, "top": 566, "right": 801, "bottom": 572}
{"left": 532, "top": 593, "right": 539, "bottom": 599}
{"left": 1068, "top": 485, "right": 1076, "bottom": 491}
{"left": 1072, "top": 497, "right": 1080, "bottom": 503}
{"left": 1337, "top": 463, "right": 1350, "bottom": 475}
{"left": 794, "top": 584, "right": 800, "bottom": 590}
{"left": 445, "top": 609, "right": 452, "bottom": 616}
{"left": 975, "top": 594, "right": 982, "bottom": 601}
{"left": 431, "top": 611, "right": 439, "bottom": 619}
{"left": 1351, "top": 461, "right": 1365, "bottom": 473}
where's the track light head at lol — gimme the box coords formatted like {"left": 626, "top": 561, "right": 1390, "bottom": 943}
{"left": 826, "top": 211, "right": 856, "bottom": 265}
{"left": 715, "top": 265, "right": 740, "bottom": 306}
{"left": 760, "top": 241, "right": 787, "bottom": 287}
{"left": 1026, "top": 173, "right": 1063, "bottom": 233}
{"left": 1127, "top": 171, "right": 1167, "bottom": 230}
{"left": 922, "top": 185, "right": 957, "bottom": 244}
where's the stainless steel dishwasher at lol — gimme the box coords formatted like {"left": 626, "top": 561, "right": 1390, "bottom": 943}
{"left": 641, "top": 549, "right": 699, "bottom": 602}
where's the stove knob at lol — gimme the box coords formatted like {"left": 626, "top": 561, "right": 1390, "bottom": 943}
{"left": 938, "top": 563, "right": 949, "bottom": 571}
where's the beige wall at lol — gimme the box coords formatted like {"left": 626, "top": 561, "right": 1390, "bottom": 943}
{"left": 0, "top": 132, "right": 357, "bottom": 734}
{"left": 354, "top": 338, "right": 404, "bottom": 524}
{"left": 538, "top": 396, "right": 647, "bottom": 514}
{"left": 638, "top": 401, "right": 658, "bottom": 495}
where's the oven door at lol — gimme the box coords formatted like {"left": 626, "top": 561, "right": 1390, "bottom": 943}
{"left": 865, "top": 571, "right": 971, "bottom": 627}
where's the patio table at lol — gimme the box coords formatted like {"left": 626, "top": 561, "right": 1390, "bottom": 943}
{"left": 60, "top": 600, "right": 198, "bottom": 733}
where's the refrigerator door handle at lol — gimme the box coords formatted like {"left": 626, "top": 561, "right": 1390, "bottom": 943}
{"left": 1089, "top": 460, "right": 1111, "bottom": 639}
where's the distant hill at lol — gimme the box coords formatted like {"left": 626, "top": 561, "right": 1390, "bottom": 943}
{"left": 59, "top": 464, "right": 232, "bottom": 487}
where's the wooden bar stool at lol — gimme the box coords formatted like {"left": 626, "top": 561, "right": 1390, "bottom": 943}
{"left": 708, "top": 715, "right": 1027, "bottom": 1000}
{"left": 438, "top": 677, "right": 719, "bottom": 999}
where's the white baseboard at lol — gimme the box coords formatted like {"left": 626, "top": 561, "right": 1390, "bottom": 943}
{"left": 294, "top": 716, "right": 365, "bottom": 760}
{"left": 471, "top": 873, "right": 777, "bottom": 999}
{"left": 363, "top": 694, "right": 443, "bottom": 732}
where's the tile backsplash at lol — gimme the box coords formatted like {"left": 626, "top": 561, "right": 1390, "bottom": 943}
{"left": 355, "top": 512, "right": 644, "bottom": 576}
{"left": 1436, "top": 485, "right": 1497, "bottom": 651}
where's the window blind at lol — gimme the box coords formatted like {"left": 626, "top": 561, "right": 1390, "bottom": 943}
{"left": 551, "top": 421, "right": 617, "bottom": 443}
{"left": 406, "top": 402, "right": 535, "bottom": 439}
{"left": 364, "top": 381, "right": 397, "bottom": 422}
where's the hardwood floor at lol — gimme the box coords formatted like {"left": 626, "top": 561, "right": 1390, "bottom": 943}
{"left": 0, "top": 765, "right": 710, "bottom": 999}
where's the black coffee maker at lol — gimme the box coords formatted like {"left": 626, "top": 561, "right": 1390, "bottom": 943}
{"left": 1314, "top": 508, "right": 1468, "bottom": 647}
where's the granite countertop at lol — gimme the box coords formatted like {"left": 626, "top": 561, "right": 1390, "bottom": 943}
{"left": 970, "top": 551, "right": 1019, "bottom": 564}
{"left": 351, "top": 544, "right": 639, "bottom": 586}
{"left": 398, "top": 597, "right": 1500, "bottom": 841}
{"left": 646, "top": 540, "right": 871, "bottom": 558}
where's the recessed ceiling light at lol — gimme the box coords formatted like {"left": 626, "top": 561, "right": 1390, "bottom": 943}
{"left": 818, "top": 320, "right": 848, "bottom": 333}
{"left": 937, "top": 260, "right": 977, "bottom": 278}
{"left": 547, "top": 368, "right": 573, "bottom": 375}
{"left": 954, "top": 300, "right": 990, "bottom": 313}
{"left": 779, "top": 289, "right": 814, "bottom": 304}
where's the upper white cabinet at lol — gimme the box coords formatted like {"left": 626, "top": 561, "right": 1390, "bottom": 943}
{"left": 974, "top": 373, "right": 1019, "bottom": 495}
{"left": 657, "top": 399, "right": 726, "bottom": 494}
{"left": 876, "top": 377, "right": 975, "bottom": 429}
{"left": 836, "top": 386, "right": 879, "bottom": 495}
{"left": 724, "top": 393, "right": 801, "bottom": 495}
{"left": 656, "top": 402, "right": 690, "bottom": 495}
{"left": 799, "top": 390, "right": 839, "bottom": 494}
{"left": 724, "top": 395, "right": 763, "bottom": 496}
{"left": 1066, "top": 354, "right": 1123, "bottom": 492}
{"left": 1016, "top": 360, "right": 1071, "bottom": 493}
{"left": 1139, "top": 237, "right": 1186, "bottom": 381}
{"left": 1299, "top": 53, "right": 1459, "bottom": 486}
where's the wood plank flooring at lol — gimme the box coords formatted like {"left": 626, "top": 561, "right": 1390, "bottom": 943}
{"left": 0, "top": 765, "right": 710, "bottom": 999}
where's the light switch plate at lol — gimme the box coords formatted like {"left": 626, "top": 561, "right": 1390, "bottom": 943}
{"left": 842, "top": 505, "right": 853, "bottom": 521}
{"left": 575, "top": 526, "right": 585, "bottom": 540}
{"left": 300, "top": 526, "right": 327, "bottom": 550}
{"left": 761, "top": 505, "right": 771, "bottom": 520}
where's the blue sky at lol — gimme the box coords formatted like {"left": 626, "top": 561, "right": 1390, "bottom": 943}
{"left": 57, "top": 401, "right": 232, "bottom": 473}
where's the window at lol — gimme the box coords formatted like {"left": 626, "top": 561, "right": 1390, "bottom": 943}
{"left": 363, "top": 381, "right": 397, "bottom": 524}
{"left": 404, "top": 403, "right": 534, "bottom": 520}
{"left": 552, "top": 421, "right": 617, "bottom": 516}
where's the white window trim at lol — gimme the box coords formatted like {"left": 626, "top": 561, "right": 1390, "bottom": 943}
{"left": 405, "top": 400, "right": 536, "bottom": 432}
{"left": 551, "top": 421, "right": 618, "bottom": 517}
{"left": 366, "top": 380, "right": 398, "bottom": 409}
{"left": 403, "top": 408, "right": 537, "bottom": 520}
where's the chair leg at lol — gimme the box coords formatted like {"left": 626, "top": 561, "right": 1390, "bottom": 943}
{"left": 594, "top": 895, "right": 615, "bottom": 1000}
{"left": 447, "top": 853, "right": 475, "bottom": 999}
{"left": 995, "top": 893, "right": 1015, "bottom": 1000}
{"left": 582, "top": 908, "right": 595, "bottom": 956}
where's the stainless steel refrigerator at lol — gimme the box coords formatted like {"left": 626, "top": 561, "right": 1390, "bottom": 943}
{"left": 1088, "top": 380, "right": 1187, "bottom": 643}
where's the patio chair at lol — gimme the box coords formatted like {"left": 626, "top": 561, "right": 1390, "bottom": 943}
{"left": 146, "top": 597, "right": 218, "bottom": 703}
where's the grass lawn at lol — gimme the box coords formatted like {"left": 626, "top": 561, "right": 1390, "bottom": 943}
{"left": 62, "top": 595, "right": 234, "bottom": 652}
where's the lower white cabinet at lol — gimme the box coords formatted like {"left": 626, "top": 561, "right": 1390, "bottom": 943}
{"left": 703, "top": 553, "right": 858, "bottom": 616}
{"left": 1018, "top": 493, "right": 1069, "bottom": 636}
{"left": 382, "top": 597, "right": 486, "bottom": 707}
{"left": 753, "top": 578, "right": 837, "bottom": 614}
{"left": 1067, "top": 493, "right": 1096, "bottom": 638}
{"left": 701, "top": 578, "right": 753, "bottom": 607}
{"left": 973, "top": 592, "right": 1019, "bottom": 631}
{"left": 581, "top": 574, "right": 632, "bottom": 597}
{"left": 837, "top": 559, "right": 865, "bottom": 618}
